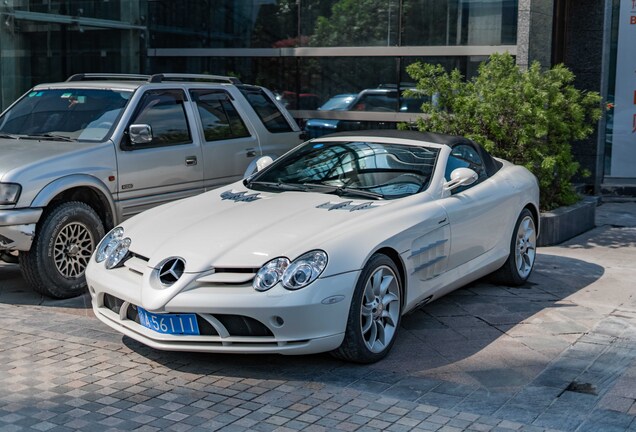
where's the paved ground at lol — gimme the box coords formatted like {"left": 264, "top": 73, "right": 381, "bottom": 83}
{"left": 1, "top": 201, "right": 635, "bottom": 432}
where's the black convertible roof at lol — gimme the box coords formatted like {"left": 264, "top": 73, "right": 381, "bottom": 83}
{"left": 321, "top": 129, "right": 473, "bottom": 147}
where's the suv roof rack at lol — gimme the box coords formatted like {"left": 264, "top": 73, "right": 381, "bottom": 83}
{"left": 148, "top": 73, "right": 241, "bottom": 84}
{"left": 66, "top": 73, "right": 151, "bottom": 82}
{"left": 66, "top": 73, "right": 242, "bottom": 85}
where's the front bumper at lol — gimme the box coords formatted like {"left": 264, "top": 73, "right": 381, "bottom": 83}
{"left": 0, "top": 208, "right": 42, "bottom": 250}
{"left": 86, "top": 258, "right": 359, "bottom": 355}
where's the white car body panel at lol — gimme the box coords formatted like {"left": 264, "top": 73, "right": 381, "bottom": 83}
{"left": 86, "top": 131, "right": 539, "bottom": 356}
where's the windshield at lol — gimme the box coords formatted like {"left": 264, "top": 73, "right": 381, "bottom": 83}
{"left": 0, "top": 88, "right": 133, "bottom": 141}
{"left": 249, "top": 140, "right": 439, "bottom": 199}
{"left": 319, "top": 94, "right": 356, "bottom": 111}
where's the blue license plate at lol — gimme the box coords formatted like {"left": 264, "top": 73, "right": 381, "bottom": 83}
{"left": 137, "top": 307, "right": 200, "bottom": 335}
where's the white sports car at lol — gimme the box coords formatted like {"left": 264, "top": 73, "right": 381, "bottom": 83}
{"left": 86, "top": 130, "right": 539, "bottom": 363}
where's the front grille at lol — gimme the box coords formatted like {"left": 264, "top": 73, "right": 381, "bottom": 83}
{"left": 126, "top": 304, "right": 220, "bottom": 336}
{"left": 215, "top": 315, "right": 272, "bottom": 337}
{"left": 104, "top": 293, "right": 125, "bottom": 314}
{"left": 103, "top": 294, "right": 273, "bottom": 338}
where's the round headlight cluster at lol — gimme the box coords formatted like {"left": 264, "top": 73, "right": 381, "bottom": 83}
{"left": 95, "top": 227, "right": 131, "bottom": 269}
{"left": 253, "top": 250, "right": 328, "bottom": 292}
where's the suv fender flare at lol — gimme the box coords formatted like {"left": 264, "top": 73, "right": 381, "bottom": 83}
{"left": 31, "top": 174, "right": 117, "bottom": 227}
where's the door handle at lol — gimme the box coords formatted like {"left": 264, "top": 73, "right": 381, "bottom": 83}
{"left": 185, "top": 156, "right": 198, "bottom": 166}
{"left": 246, "top": 148, "right": 257, "bottom": 158}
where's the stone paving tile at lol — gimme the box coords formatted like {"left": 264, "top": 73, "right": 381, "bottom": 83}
{"left": 2, "top": 203, "right": 636, "bottom": 430}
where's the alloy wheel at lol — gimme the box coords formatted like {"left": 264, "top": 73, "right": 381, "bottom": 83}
{"left": 360, "top": 265, "right": 401, "bottom": 353}
{"left": 53, "top": 222, "right": 95, "bottom": 278}
{"left": 515, "top": 215, "right": 536, "bottom": 279}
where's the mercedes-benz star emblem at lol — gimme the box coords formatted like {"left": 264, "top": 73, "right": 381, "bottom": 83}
{"left": 158, "top": 258, "right": 185, "bottom": 285}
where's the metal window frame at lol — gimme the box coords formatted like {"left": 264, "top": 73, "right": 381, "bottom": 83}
{"left": 148, "top": 46, "right": 516, "bottom": 58}
{"left": 8, "top": 10, "right": 146, "bottom": 30}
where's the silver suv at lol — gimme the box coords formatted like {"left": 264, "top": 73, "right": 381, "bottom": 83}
{"left": 0, "top": 73, "right": 304, "bottom": 298}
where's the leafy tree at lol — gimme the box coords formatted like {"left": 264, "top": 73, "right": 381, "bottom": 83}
{"left": 405, "top": 53, "right": 602, "bottom": 210}
{"left": 311, "top": 0, "right": 399, "bottom": 47}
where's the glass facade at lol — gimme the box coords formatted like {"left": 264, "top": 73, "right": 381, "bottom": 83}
{"left": 604, "top": 0, "right": 636, "bottom": 180}
{"left": 0, "top": 0, "right": 517, "bottom": 133}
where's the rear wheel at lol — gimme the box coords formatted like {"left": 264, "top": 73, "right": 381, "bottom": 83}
{"left": 491, "top": 208, "right": 536, "bottom": 286}
{"left": 20, "top": 201, "right": 104, "bottom": 299}
{"left": 332, "top": 254, "right": 402, "bottom": 363}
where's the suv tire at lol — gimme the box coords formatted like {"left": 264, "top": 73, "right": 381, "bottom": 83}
{"left": 20, "top": 201, "right": 105, "bottom": 299}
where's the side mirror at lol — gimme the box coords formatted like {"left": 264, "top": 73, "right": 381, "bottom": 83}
{"left": 243, "top": 155, "right": 275, "bottom": 178}
{"left": 129, "top": 124, "right": 153, "bottom": 145}
{"left": 443, "top": 167, "right": 478, "bottom": 192}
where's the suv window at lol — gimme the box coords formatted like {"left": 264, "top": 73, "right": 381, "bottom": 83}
{"left": 237, "top": 86, "right": 293, "bottom": 133}
{"left": 190, "top": 90, "right": 250, "bottom": 142}
{"left": 126, "top": 89, "right": 191, "bottom": 148}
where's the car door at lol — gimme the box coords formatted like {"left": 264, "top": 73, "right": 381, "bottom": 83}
{"left": 189, "top": 89, "right": 260, "bottom": 189}
{"left": 116, "top": 88, "right": 204, "bottom": 220}
{"left": 439, "top": 143, "right": 516, "bottom": 270}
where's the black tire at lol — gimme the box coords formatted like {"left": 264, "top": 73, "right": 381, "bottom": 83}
{"left": 331, "top": 254, "right": 402, "bottom": 363}
{"left": 20, "top": 201, "right": 105, "bottom": 299}
{"left": 490, "top": 208, "right": 537, "bottom": 286}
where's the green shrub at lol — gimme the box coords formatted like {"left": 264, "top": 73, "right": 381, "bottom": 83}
{"left": 405, "top": 53, "right": 602, "bottom": 210}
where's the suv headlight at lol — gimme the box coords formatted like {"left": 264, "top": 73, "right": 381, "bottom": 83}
{"left": 0, "top": 183, "right": 21, "bottom": 205}
{"left": 253, "top": 250, "right": 328, "bottom": 292}
{"left": 95, "top": 227, "right": 131, "bottom": 268}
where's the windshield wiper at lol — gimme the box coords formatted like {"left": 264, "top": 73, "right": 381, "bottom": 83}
{"left": 302, "top": 183, "right": 384, "bottom": 200}
{"left": 0, "top": 133, "right": 19, "bottom": 139}
{"left": 21, "top": 133, "right": 74, "bottom": 142}
{"left": 246, "top": 180, "right": 308, "bottom": 192}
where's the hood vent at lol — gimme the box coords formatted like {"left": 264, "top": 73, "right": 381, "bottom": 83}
{"left": 221, "top": 190, "right": 261, "bottom": 202}
{"left": 316, "top": 201, "right": 380, "bottom": 212}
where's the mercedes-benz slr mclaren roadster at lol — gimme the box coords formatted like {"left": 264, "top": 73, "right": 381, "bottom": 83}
{"left": 86, "top": 130, "right": 539, "bottom": 363}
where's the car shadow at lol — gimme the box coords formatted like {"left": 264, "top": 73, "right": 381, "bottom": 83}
{"left": 0, "top": 262, "right": 93, "bottom": 313}
{"left": 121, "top": 252, "right": 603, "bottom": 396}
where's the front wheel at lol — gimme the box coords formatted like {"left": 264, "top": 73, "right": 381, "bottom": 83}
{"left": 20, "top": 201, "right": 105, "bottom": 299}
{"left": 491, "top": 208, "right": 537, "bottom": 286}
{"left": 332, "top": 254, "right": 402, "bottom": 363}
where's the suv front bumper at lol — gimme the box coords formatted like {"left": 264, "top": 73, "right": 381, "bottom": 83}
{"left": 0, "top": 208, "right": 42, "bottom": 251}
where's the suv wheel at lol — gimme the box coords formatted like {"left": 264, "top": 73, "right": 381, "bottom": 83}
{"left": 20, "top": 201, "right": 105, "bottom": 299}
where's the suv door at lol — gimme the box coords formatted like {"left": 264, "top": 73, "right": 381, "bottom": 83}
{"left": 189, "top": 89, "right": 260, "bottom": 188}
{"left": 116, "top": 89, "right": 204, "bottom": 219}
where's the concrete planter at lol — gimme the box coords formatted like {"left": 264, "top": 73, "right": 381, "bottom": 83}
{"left": 538, "top": 196, "right": 598, "bottom": 246}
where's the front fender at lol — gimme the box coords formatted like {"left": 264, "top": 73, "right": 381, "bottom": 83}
{"left": 31, "top": 174, "right": 118, "bottom": 225}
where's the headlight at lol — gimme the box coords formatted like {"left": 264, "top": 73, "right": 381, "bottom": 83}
{"left": 95, "top": 227, "right": 131, "bottom": 269}
{"left": 95, "top": 227, "right": 124, "bottom": 263}
{"left": 0, "top": 183, "right": 21, "bottom": 205}
{"left": 105, "top": 237, "right": 131, "bottom": 269}
{"left": 253, "top": 257, "right": 289, "bottom": 291}
{"left": 253, "top": 250, "right": 328, "bottom": 292}
{"left": 282, "top": 250, "right": 328, "bottom": 290}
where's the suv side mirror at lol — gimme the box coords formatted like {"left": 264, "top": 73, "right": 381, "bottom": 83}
{"left": 129, "top": 124, "right": 153, "bottom": 145}
{"left": 443, "top": 167, "right": 478, "bottom": 192}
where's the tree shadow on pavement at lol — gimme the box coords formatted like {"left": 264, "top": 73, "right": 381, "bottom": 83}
{"left": 122, "top": 253, "right": 604, "bottom": 397}
{"left": 559, "top": 225, "right": 636, "bottom": 249}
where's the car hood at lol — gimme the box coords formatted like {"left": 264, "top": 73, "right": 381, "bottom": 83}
{"left": 123, "top": 183, "right": 392, "bottom": 272}
{"left": 0, "top": 138, "right": 91, "bottom": 179}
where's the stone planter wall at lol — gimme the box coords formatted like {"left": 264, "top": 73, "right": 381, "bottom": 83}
{"left": 538, "top": 196, "right": 599, "bottom": 246}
